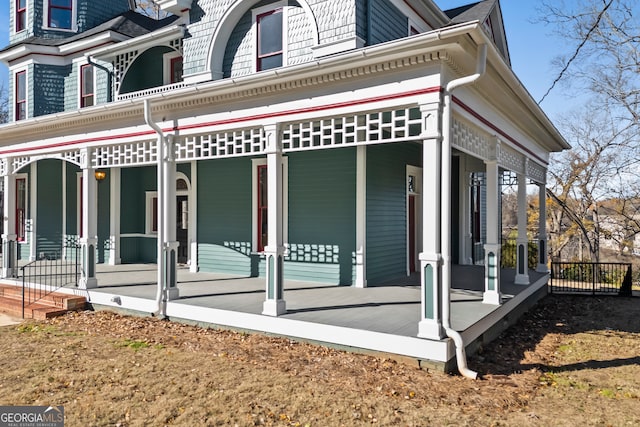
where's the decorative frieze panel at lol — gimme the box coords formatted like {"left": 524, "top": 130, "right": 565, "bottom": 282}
{"left": 498, "top": 145, "right": 524, "bottom": 175}
{"left": 92, "top": 140, "right": 159, "bottom": 168}
{"left": 527, "top": 160, "right": 547, "bottom": 184}
{"left": 452, "top": 118, "right": 491, "bottom": 160}
{"left": 176, "top": 128, "right": 265, "bottom": 161}
{"left": 11, "top": 157, "right": 32, "bottom": 174}
{"left": 281, "top": 108, "right": 422, "bottom": 151}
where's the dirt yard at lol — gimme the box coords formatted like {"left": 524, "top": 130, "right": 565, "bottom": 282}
{"left": 0, "top": 294, "right": 638, "bottom": 426}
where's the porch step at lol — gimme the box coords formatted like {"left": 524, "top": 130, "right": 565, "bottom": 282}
{"left": 0, "top": 284, "right": 86, "bottom": 320}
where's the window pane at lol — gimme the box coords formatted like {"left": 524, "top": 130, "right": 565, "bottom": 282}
{"left": 18, "top": 0, "right": 26, "bottom": 7}
{"left": 258, "top": 10, "right": 282, "bottom": 55}
{"left": 50, "top": 9, "right": 71, "bottom": 29}
{"left": 259, "top": 54, "right": 282, "bottom": 71}
{"left": 16, "top": 72, "right": 25, "bottom": 100}
{"left": 50, "top": 0, "right": 71, "bottom": 6}
{"left": 82, "top": 66, "right": 93, "bottom": 94}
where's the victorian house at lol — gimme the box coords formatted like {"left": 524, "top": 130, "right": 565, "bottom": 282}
{"left": 0, "top": 0, "right": 568, "bottom": 374}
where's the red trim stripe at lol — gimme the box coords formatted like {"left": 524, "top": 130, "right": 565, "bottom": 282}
{"left": 0, "top": 86, "right": 547, "bottom": 168}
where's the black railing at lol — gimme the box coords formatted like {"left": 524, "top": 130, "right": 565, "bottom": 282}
{"left": 550, "top": 262, "right": 632, "bottom": 296}
{"left": 20, "top": 246, "right": 80, "bottom": 318}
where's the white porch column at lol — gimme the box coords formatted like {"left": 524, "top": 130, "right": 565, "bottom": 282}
{"left": 515, "top": 170, "right": 530, "bottom": 285}
{"left": 108, "top": 168, "right": 121, "bottom": 265}
{"left": 79, "top": 149, "right": 98, "bottom": 289}
{"left": 189, "top": 160, "right": 198, "bottom": 273}
{"left": 355, "top": 145, "right": 367, "bottom": 288}
{"left": 536, "top": 182, "right": 549, "bottom": 273}
{"left": 262, "top": 124, "right": 286, "bottom": 316}
{"left": 417, "top": 103, "right": 444, "bottom": 339}
{"left": 163, "top": 135, "right": 179, "bottom": 300}
{"left": 28, "top": 163, "right": 37, "bottom": 261}
{"left": 2, "top": 161, "right": 18, "bottom": 278}
{"left": 483, "top": 142, "right": 501, "bottom": 304}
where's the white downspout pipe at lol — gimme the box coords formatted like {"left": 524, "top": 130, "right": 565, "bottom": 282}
{"left": 441, "top": 43, "right": 487, "bottom": 379}
{"left": 144, "top": 99, "right": 166, "bottom": 318}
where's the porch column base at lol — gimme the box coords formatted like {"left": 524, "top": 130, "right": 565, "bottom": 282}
{"left": 78, "top": 277, "right": 98, "bottom": 289}
{"left": 483, "top": 290, "right": 501, "bottom": 305}
{"left": 166, "top": 287, "right": 180, "bottom": 301}
{"left": 417, "top": 253, "right": 444, "bottom": 339}
{"left": 418, "top": 320, "right": 444, "bottom": 340}
{"left": 483, "top": 243, "right": 501, "bottom": 305}
{"left": 514, "top": 273, "right": 530, "bottom": 285}
{"left": 263, "top": 299, "right": 287, "bottom": 317}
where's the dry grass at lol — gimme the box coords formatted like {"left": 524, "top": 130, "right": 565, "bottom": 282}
{"left": 0, "top": 295, "right": 639, "bottom": 426}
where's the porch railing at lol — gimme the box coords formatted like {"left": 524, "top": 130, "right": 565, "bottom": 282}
{"left": 550, "top": 262, "right": 632, "bottom": 296}
{"left": 20, "top": 246, "right": 80, "bottom": 318}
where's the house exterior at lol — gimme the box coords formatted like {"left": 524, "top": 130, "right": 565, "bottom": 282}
{"left": 0, "top": 0, "right": 569, "bottom": 371}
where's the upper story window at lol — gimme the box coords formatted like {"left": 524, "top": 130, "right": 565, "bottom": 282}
{"left": 15, "top": 0, "right": 26, "bottom": 32}
{"left": 80, "top": 64, "right": 94, "bottom": 108}
{"left": 163, "top": 51, "right": 183, "bottom": 84}
{"left": 48, "top": 0, "right": 73, "bottom": 29}
{"left": 15, "top": 70, "right": 26, "bottom": 121}
{"left": 256, "top": 8, "right": 283, "bottom": 71}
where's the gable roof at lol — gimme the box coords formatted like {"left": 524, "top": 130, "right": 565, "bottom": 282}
{"left": 0, "top": 11, "right": 179, "bottom": 55}
{"left": 444, "top": 0, "right": 510, "bottom": 65}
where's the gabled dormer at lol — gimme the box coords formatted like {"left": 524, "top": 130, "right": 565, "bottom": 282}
{"left": 445, "top": 0, "right": 511, "bottom": 66}
{"left": 10, "top": 0, "right": 134, "bottom": 43}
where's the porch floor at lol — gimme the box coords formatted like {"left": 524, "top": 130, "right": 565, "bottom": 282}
{"left": 87, "top": 264, "right": 545, "bottom": 336}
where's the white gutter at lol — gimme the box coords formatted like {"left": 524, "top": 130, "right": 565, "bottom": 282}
{"left": 144, "top": 99, "right": 166, "bottom": 318}
{"left": 441, "top": 43, "right": 487, "bottom": 380}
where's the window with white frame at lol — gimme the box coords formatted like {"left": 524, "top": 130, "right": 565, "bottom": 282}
{"left": 80, "top": 64, "right": 95, "bottom": 108}
{"left": 162, "top": 51, "right": 183, "bottom": 85}
{"left": 251, "top": 158, "right": 288, "bottom": 252}
{"left": 146, "top": 192, "right": 159, "bottom": 234}
{"left": 45, "top": 0, "right": 75, "bottom": 30}
{"left": 14, "top": 69, "right": 26, "bottom": 121}
{"left": 253, "top": 2, "right": 287, "bottom": 72}
{"left": 16, "top": 174, "right": 27, "bottom": 242}
{"left": 15, "top": 0, "right": 26, "bottom": 32}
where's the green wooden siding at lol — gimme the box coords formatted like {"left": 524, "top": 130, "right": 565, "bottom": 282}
{"left": 197, "top": 149, "right": 357, "bottom": 284}
{"left": 120, "top": 46, "right": 173, "bottom": 95}
{"left": 97, "top": 171, "right": 111, "bottom": 263}
{"left": 287, "top": 149, "right": 356, "bottom": 285}
{"left": 120, "top": 166, "right": 157, "bottom": 263}
{"left": 366, "top": 142, "right": 421, "bottom": 284}
{"left": 197, "top": 157, "right": 256, "bottom": 276}
{"left": 36, "top": 160, "right": 63, "bottom": 257}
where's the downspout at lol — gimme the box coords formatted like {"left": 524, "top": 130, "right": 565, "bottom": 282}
{"left": 85, "top": 55, "right": 113, "bottom": 103}
{"left": 441, "top": 42, "right": 487, "bottom": 380}
{"left": 144, "top": 99, "right": 166, "bottom": 318}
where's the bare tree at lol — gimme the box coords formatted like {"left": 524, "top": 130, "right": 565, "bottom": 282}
{"left": 537, "top": 1, "right": 640, "bottom": 262}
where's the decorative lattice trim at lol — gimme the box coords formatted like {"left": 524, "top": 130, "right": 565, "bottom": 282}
{"left": 281, "top": 108, "right": 422, "bottom": 151}
{"left": 452, "top": 118, "right": 491, "bottom": 161}
{"left": 498, "top": 144, "right": 525, "bottom": 175}
{"left": 176, "top": 128, "right": 265, "bottom": 161}
{"left": 527, "top": 160, "right": 547, "bottom": 184}
{"left": 92, "top": 140, "right": 159, "bottom": 168}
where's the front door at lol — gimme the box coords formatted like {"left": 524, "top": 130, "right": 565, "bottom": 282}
{"left": 176, "top": 195, "right": 188, "bottom": 264}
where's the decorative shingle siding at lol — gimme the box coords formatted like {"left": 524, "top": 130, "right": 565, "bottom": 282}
{"left": 186, "top": 0, "right": 357, "bottom": 78}
{"left": 222, "top": 1, "right": 314, "bottom": 78}
{"left": 368, "top": 0, "right": 407, "bottom": 45}
{"left": 32, "top": 64, "right": 71, "bottom": 117}
{"left": 75, "top": 0, "right": 130, "bottom": 33}
{"left": 355, "top": 0, "right": 367, "bottom": 42}
{"left": 64, "top": 65, "right": 79, "bottom": 111}
{"left": 222, "top": 11, "right": 253, "bottom": 78}
{"left": 287, "top": 148, "right": 356, "bottom": 285}
{"left": 366, "top": 142, "right": 421, "bottom": 284}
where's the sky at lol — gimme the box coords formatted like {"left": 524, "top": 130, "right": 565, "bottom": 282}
{"left": 0, "top": 1, "right": 579, "bottom": 122}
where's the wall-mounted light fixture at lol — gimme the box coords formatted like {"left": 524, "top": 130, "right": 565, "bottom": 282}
{"left": 94, "top": 170, "right": 107, "bottom": 181}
